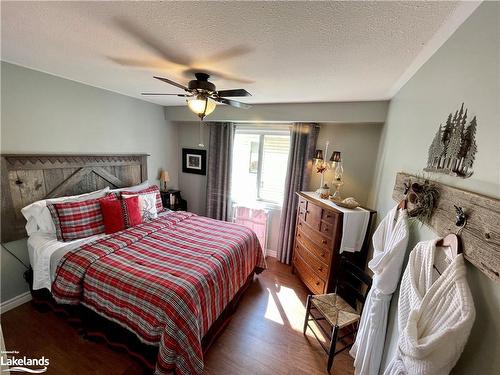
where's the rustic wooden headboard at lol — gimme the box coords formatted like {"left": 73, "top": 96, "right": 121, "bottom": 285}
{"left": 1, "top": 154, "right": 149, "bottom": 242}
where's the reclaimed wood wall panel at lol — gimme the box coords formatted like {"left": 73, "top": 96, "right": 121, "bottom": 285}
{"left": 393, "top": 172, "right": 500, "bottom": 283}
{"left": 1, "top": 154, "right": 148, "bottom": 243}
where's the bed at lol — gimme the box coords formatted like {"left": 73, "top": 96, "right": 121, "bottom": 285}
{"left": 1, "top": 154, "right": 266, "bottom": 375}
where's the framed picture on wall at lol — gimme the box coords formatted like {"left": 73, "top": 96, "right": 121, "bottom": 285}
{"left": 182, "top": 148, "right": 207, "bottom": 175}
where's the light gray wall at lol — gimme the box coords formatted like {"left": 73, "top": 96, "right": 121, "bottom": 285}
{"left": 166, "top": 101, "right": 389, "bottom": 123}
{"left": 0, "top": 62, "right": 179, "bottom": 303}
{"left": 309, "top": 123, "right": 383, "bottom": 206}
{"left": 371, "top": 3, "right": 500, "bottom": 374}
{"left": 176, "top": 122, "right": 209, "bottom": 215}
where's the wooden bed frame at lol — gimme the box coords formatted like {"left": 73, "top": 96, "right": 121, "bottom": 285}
{"left": 1, "top": 154, "right": 148, "bottom": 243}
{"left": 1, "top": 153, "right": 259, "bottom": 373}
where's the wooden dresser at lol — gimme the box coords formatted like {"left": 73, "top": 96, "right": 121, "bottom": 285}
{"left": 292, "top": 192, "right": 374, "bottom": 294}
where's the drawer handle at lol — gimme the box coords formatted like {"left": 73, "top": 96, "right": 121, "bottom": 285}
{"left": 324, "top": 227, "right": 329, "bottom": 231}
{"left": 322, "top": 240, "right": 327, "bottom": 244}
{"left": 299, "top": 222, "right": 302, "bottom": 226}
{"left": 321, "top": 251, "right": 326, "bottom": 257}
{"left": 325, "top": 214, "right": 331, "bottom": 218}
{"left": 318, "top": 267, "right": 323, "bottom": 272}
{"left": 306, "top": 210, "right": 310, "bottom": 214}
{"left": 315, "top": 281, "right": 320, "bottom": 286}
{"left": 298, "top": 234, "right": 301, "bottom": 238}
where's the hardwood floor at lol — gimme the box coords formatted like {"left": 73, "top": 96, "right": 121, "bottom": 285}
{"left": 1, "top": 258, "right": 354, "bottom": 374}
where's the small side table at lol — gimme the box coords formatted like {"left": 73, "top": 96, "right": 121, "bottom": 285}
{"left": 160, "top": 190, "right": 187, "bottom": 211}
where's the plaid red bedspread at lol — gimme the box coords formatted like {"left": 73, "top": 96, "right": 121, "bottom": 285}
{"left": 52, "top": 212, "right": 266, "bottom": 374}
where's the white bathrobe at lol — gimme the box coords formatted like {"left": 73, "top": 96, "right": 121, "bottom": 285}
{"left": 350, "top": 205, "right": 409, "bottom": 375}
{"left": 384, "top": 239, "right": 475, "bottom": 375}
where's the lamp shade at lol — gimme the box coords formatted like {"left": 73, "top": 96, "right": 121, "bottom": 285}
{"left": 314, "top": 149, "right": 324, "bottom": 160}
{"left": 160, "top": 170, "right": 170, "bottom": 183}
{"left": 330, "top": 151, "right": 342, "bottom": 162}
{"left": 187, "top": 95, "right": 216, "bottom": 119}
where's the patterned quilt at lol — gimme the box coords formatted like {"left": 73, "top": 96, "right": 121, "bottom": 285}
{"left": 52, "top": 212, "right": 266, "bottom": 374}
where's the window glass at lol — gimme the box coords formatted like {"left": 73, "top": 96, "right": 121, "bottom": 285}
{"left": 260, "top": 135, "right": 290, "bottom": 203}
{"left": 231, "top": 127, "right": 290, "bottom": 206}
{"left": 232, "top": 133, "right": 260, "bottom": 203}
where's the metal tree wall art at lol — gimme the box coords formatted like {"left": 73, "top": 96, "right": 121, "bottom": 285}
{"left": 424, "top": 103, "right": 478, "bottom": 178}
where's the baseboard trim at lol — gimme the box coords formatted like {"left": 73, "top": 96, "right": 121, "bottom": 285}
{"left": 0, "top": 291, "right": 31, "bottom": 314}
{"left": 266, "top": 249, "right": 277, "bottom": 258}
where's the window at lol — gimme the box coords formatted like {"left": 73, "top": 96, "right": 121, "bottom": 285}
{"left": 231, "top": 125, "right": 291, "bottom": 205}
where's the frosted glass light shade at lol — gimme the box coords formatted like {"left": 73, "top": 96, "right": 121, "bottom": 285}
{"left": 187, "top": 96, "right": 216, "bottom": 118}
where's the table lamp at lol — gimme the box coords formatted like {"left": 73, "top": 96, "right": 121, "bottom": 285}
{"left": 160, "top": 170, "right": 170, "bottom": 191}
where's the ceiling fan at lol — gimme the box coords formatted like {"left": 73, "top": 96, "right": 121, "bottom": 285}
{"left": 142, "top": 72, "right": 252, "bottom": 120}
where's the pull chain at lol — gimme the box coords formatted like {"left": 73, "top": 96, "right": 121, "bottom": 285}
{"left": 198, "top": 119, "right": 205, "bottom": 147}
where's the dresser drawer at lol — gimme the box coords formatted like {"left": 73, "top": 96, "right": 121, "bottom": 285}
{"left": 296, "top": 226, "right": 331, "bottom": 264}
{"left": 321, "top": 209, "right": 336, "bottom": 224}
{"left": 304, "top": 202, "right": 322, "bottom": 230}
{"left": 297, "top": 207, "right": 306, "bottom": 222}
{"left": 319, "top": 220, "right": 334, "bottom": 236}
{"left": 295, "top": 242, "right": 329, "bottom": 281}
{"left": 297, "top": 219, "right": 332, "bottom": 250}
{"left": 298, "top": 196, "right": 308, "bottom": 210}
{"left": 294, "top": 253, "right": 325, "bottom": 294}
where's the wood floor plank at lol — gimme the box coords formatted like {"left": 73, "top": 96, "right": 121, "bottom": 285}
{"left": 1, "top": 258, "right": 354, "bottom": 374}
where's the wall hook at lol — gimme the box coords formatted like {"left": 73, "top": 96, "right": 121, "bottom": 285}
{"left": 454, "top": 205, "right": 467, "bottom": 235}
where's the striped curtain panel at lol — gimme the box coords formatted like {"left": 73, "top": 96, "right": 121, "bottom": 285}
{"left": 206, "top": 122, "right": 235, "bottom": 221}
{"left": 277, "top": 123, "right": 319, "bottom": 264}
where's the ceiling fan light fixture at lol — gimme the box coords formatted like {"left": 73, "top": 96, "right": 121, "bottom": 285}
{"left": 187, "top": 95, "right": 216, "bottom": 119}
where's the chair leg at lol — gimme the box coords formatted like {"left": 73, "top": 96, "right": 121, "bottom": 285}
{"left": 303, "top": 295, "right": 312, "bottom": 335}
{"left": 327, "top": 325, "right": 339, "bottom": 373}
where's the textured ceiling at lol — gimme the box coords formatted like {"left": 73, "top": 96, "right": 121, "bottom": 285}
{"left": 1, "top": 1, "right": 473, "bottom": 105}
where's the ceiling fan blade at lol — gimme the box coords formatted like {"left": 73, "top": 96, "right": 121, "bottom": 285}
{"left": 108, "top": 57, "right": 180, "bottom": 71}
{"left": 154, "top": 76, "right": 189, "bottom": 91}
{"left": 215, "top": 97, "right": 252, "bottom": 109}
{"left": 114, "top": 19, "right": 192, "bottom": 67}
{"left": 217, "top": 89, "right": 252, "bottom": 97}
{"left": 202, "top": 45, "right": 254, "bottom": 64}
{"left": 141, "top": 93, "right": 191, "bottom": 96}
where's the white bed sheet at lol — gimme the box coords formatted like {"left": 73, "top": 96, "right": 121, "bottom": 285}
{"left": 28, "top": 232, "right": 106, "bottom": 291}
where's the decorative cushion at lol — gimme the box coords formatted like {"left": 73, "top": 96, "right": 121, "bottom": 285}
{"left": 47, "top": 196, "right": 111, "bottom": 242}
{"left": 100, "top": 196, "right": 142, "bottom": 234}
{"left": 119, "top": 185, "right": 163, "bottom": 213}
{"left": 121, "top": 192, "right": 158, "bottom": 221}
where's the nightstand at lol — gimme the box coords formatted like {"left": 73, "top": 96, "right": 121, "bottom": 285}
{"left": 160, "top": 190, "right": 187, "bottom": 211}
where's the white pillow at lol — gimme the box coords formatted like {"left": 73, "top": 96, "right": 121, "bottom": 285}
{"left": 21, "top": 187, "right": 110, "bottom": 236}
{"left": 121, "top": 192, "right": 158, "bottom": 221}
{"left": 110, "top": 181, "right": 150, "bottom": 193}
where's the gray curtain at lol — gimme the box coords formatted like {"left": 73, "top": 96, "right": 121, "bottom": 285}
{"left": 277, "top": 123, "right": 319, "bottom": 264}
{"left": 206, "top": 122, "right": 235, "bottom": 221}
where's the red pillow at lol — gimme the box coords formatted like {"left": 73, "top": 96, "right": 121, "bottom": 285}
{"left": 100, "top": 196, "right": 142, "bottom": 234}
{"left": 119, "top": 185, "right": 163, "bottom": 213}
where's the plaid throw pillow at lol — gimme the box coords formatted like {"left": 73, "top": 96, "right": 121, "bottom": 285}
{"left": 119, "top": 185, "right": 163, "bottom": 213}
{"left": 48, "top": 197, "right": 110, "bottom": 241}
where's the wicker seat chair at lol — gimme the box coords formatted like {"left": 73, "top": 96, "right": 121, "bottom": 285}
{"left": 303, "top": 257, "right": 372, "bottom": 373}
